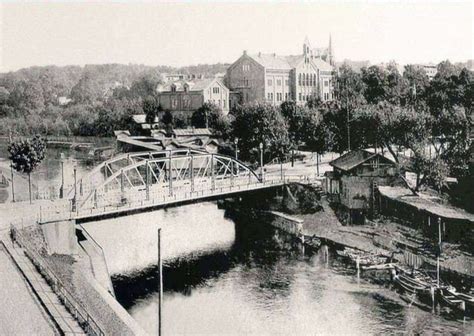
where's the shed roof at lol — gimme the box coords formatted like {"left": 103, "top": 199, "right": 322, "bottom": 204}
{"left": 172, "top": 128, "right": 212, "bottom": 137}
{"left": 378, "top": 186, "right": 474, "bottom": 223}
{"left": 330, "top": 149, "right": 395, "bottom": 172}
{"left": 132, "top": 114, "right": 159, "bottom": 124}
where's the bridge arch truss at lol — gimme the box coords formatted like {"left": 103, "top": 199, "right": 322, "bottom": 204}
{"left": 77, "top": 152, "right": 261, "bottom": 210}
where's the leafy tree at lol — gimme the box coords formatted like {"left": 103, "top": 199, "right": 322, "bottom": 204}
{"left": 143, "top": 96, "right": 161, "bottom": 130}
{"left": 162, "top": 110, "right": 174, "bottom": 135}
{"left": 361, "top": 65, "right": 386, "bottom": 104}
{"left": 403, "top": 64, "right": 430, "bottom": 105}
{"left": 232, "top": 103, "right": 290, "bottom": 162}
{"left": 192, "top": 103, "right": 231, "bottom": 139}
{"left": 8, "top": 135, "right": 46, "bottom": 203}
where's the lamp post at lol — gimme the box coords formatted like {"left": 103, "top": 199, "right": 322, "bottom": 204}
{"left": 259, "top": 142, "right": 264, "bottom": 181}
{"left": 234, "top": 138, "right": 239, "bottom": 161}
{"left": 59, "top": 153, "right": 65, "bottom": 199}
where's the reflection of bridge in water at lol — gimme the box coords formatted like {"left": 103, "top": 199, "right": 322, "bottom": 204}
{"left": 40, "top": 149, "right": 318, "bottom": 223}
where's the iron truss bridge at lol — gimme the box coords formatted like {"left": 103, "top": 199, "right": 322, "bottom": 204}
{"left": 39, "top": 150, "right": 319, "bottom": 223}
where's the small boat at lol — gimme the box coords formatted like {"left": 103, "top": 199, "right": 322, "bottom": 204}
{"left": 446, "top": 287, "right": 474, "bottom": 314}
{"left": 438, "top": 286, "right": 466, "bottom": 312}
{"left": 361, "top": 263, "right": 397, "bottom": 271}
{"left": 393, "top": 266, "right": 436, "bottom": 308}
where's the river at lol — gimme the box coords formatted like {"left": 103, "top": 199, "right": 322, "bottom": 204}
{"left": 2, "top": 142, "right": 472, "bottom": 335}
{"left": 82, "top": 202, "right": 472, "bottom": 335}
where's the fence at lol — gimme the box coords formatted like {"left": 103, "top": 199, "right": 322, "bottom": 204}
{"left": 10, "top": 226, "right": 104, "bottom": 336}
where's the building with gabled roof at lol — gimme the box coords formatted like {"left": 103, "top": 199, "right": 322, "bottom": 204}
{"left": 226, "top": 38, "right": 335, "bottom": 107}
{"left": 156, "top": 77, "right": 230, "bottom": 115}
{"left": 325, "top": 149, "right": 400, "bottom": 224}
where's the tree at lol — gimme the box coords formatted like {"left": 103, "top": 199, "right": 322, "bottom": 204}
{"left": 361, "top": 65, "right": 386, "bottom": 104}
{"left": 403, "top": 64, "right": 430, "bottom": 105}
{"left": 8, "top": 135, "right": 46, "bottom": 203}
{"left": 232, "top": 103, "right": 290, "bottom": 163}
{"left": 352, "top": 103, "right": 470, "bottom": 193}
{"left": 192, "top": 103, "right": 231, "bottom": 139}
{"left": 143, "top": 96, "right": 161, "bottom": 131}
{"left": 162, "top": 110, "right": 174, "bottom": 136}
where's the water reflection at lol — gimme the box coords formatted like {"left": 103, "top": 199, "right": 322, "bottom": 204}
{"left": 102, "top": 203, "right": 472, "bottom": 335}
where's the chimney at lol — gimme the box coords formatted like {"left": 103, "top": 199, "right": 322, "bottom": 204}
{"left": 243, "top": 50, "right": 247, "bottom": 55}
{"left": 273, "top": 53, "right": 276, "bottom": 57}
{"left": 258, "top": 52, "right": 261, "bottom": 57}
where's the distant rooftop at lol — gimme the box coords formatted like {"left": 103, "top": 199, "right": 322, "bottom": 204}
{"left": 330, "top": 149, "right": 395, "bottom": 172}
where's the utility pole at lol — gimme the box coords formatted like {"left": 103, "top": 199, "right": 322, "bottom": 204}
{"left": 158, "top": 228, "right": 163, "bottom": 336}
{"left": 259, "top": 142, "right": 264, "bottom": 181}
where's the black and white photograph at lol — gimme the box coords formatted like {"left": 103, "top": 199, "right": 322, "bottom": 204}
{"left": 0, "top": 1, "right": 473, "bottom": 335}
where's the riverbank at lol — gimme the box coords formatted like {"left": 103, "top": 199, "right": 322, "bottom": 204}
{"left": 13, "top": 225, "right": 148, "bottom": 335}
{"left": 285, "top": 196, "right": 474, "bottom": 279}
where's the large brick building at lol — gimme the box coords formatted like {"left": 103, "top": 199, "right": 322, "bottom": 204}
{"left": 226, "top": 37, "right": 335, "bottom": 107}
{"left": 156, "top": 77, "right": 230, "bottom": 115}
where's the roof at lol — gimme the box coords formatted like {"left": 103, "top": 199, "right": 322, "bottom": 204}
{"left": 247, "top": 53, "right": 333, "bottom": 72}
{"left": 329, "top": 149, "right": 395, "bottom": 172}
{"left": 113, "top": 130, "right": 131, "bottom": 137}
{"left": 158, "top": 78, "right": 226, "bottom": 93}
{"left": 172, "top": 128, "right": 212, "bottom": 137}
{"left": 378, "top": 186, "right": 474, "bottom": 223}
{"left": 248, "top": 53, "right": 293, "bottom": 70}
{"left": 132, "top": 114, "right": 159, "bottom": 124}
{"left": 312, "top": 58, "right": 333, "bottom": 72}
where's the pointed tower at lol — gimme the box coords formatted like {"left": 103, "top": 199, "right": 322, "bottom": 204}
{"left": 303, "top": 36, "right": 311, "bottom": 56}
{"left": 328, "top": 34, "right": 335, "bottom": 66}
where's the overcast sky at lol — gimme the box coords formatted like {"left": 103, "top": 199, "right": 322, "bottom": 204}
{"left": 1, "top": 1, "right": 473, "bottom": 72}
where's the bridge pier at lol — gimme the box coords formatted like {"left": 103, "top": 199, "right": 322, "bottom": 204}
{"left": 41, "top": 219, "right": 78, "bottom": 255}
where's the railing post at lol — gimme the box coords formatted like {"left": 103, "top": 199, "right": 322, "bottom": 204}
{"left": 146, "top": 160, "right": 150, "bottom": 201}
{"left": 190, "top": 155, "right": 194, "bottom": 193}
{"left": 211, "top": 154, "right": 215, "bottom": 191}
{"left": 230, "top": 160, "right": 234, "bottom": 187}
{"left": 169, "top": 156, "right": 173, "bottom": 196}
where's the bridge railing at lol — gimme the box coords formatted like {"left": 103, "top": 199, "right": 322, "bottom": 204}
{"left": 10, "top": 226, "right": 105, "bottom": 336}
{"left": 36, "top": 174, "right": 322, "bottom": 223}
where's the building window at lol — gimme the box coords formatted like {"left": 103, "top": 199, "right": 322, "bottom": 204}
{"left": 285, "top": 93, "right": 288, "bottom": 101}
{"left": 324, "top": 81, "right": 329, "bottom": 87}
{"left": 171, "top": 99, "right": 178, "bottom": 108}
{"left": 268, "top": 79, "right": 272, "bottom": 86}
{"left": 268, "top": 93, "right": 271, "bottom": 100}
{"left": 171, "top": 84, "right": 177, "bottom": 92}
{"left": 285, "top": 79, "right": 289, "bottom": 86}
{"left": 306, "top": 74, "right": 310, "bottom": 86}
{"left": 277, "top": 79, "right": 282, "bottom": 86}
{"left": 242, "top": 64, "right": 250, "bottom": 72}
{"left": 213, "top": 87, "right": 220, "bottom": 94}
{"left": 299, "top": 93, "right": 302, "bottom": 101}
{"left": 223, "top": 100, "right": 226, "bottom": 108}
{"left": 298, "top": 74, "right": 301, "bottom": 86}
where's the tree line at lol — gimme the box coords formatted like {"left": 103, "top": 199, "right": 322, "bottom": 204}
{"left": 0, "top": 63, "right": 229, "bottom": 137}
{"left": 217, "top": 61, "right": 472, "bottom": 197}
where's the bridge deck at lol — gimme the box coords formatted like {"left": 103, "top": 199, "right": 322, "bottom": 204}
{"left": 38, "top": 175, "right": 320, "bottom": 224}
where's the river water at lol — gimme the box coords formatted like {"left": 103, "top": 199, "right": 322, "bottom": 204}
{"left": 2, "top": 142, "right": 472, "bottom": 335}
{"left": 82, "top": 202, "right": 472, "bottom": 335}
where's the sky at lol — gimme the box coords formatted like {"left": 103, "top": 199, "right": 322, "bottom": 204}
{"left": 0, "top": 1, "right": 473, "bottom": 72}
